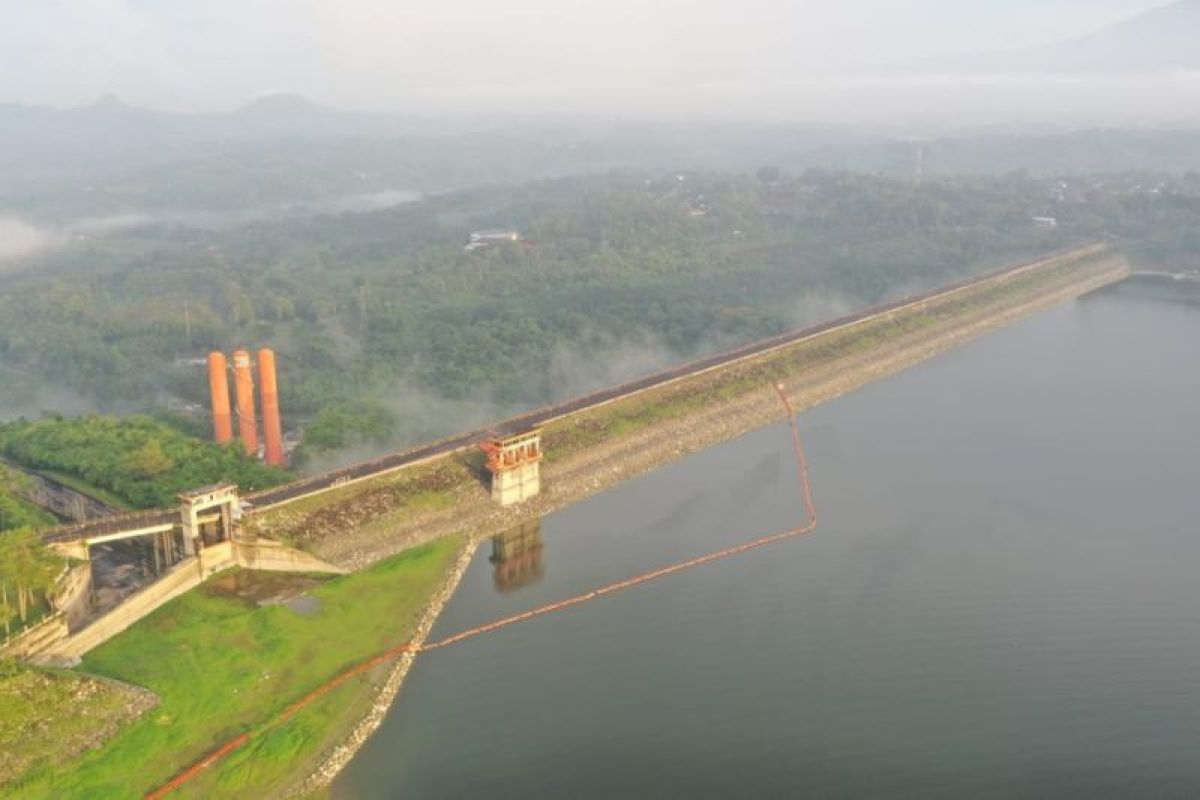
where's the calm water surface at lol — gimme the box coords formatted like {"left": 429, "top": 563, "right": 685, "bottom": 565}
{"left": 335, "top": 289, "right": 1200, "bottom": 799}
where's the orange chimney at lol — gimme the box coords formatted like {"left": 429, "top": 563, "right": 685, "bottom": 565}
{"left": 232, "top": 349, "right": 258, "bottom": 456}
{"left": 258, "top": 348, "right": 284, "bottom": 466}
{"left": 207, "top": 352, "right": 233, "bottom": 444}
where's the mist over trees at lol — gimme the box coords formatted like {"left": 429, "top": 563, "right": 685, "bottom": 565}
{"left": 2, "top": 1, "right": 1200, "bottom": 471}
{"left": 4, "top": 167, "right": 1197, "bottom": 466}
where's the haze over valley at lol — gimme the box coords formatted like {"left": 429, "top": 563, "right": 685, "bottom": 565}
{"left": 2, "top": 3, "right": 1200, "bottom": 799}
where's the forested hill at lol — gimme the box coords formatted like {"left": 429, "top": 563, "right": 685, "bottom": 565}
{"left": 0, "top": 416, "right": 289, "bottom": 510}
{"left": 2, "top": 169, "right": 1197, "bottom": 464}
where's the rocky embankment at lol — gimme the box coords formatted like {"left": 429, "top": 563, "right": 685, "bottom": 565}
{"left": 0, "top": 669, "right": 157, "bottom": 788}
{"left": 270, "top": 247, "right": 1129, "bottom": 795}
{"left": 287, "top": 536, "right": 478, "bottom": 796}
{"left": 281, "top": 248, "right": 1129, "bottom": 571}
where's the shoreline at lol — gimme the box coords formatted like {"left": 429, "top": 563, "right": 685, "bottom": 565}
{"left": 270, "top": 248, "right": 1128, "bottom": 571}
{"left": 290, "top": 535, "right": 481, "bottom": 796}
{"left": 281, "top": 252, "right": 1130, "bottom": 795}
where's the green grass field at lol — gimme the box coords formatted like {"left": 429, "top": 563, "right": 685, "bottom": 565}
{"left": 0, "top": 664, "right": 150, "bottom": 788}
{"left": 8, "top": 536, "right": 461, "bottom": 799}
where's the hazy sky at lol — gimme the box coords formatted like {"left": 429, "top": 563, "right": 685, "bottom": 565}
{"left": 0, "top": 0, "right": 1174, "bottom": 113}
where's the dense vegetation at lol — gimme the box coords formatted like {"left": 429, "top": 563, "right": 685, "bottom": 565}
{"left": 0, "top": 528, "right": 59, "bottom": 631}
{"left": 2, "top": 169, "right": 1198, "bottom": 464}
{"left": 0, "top": 468, "right": 55, "bottom": 533}
{"left": 0, "top": 416, "right": 289, "bottom": 509}
{"left": 0, "top": 469, "right": 58, "bottom": 632}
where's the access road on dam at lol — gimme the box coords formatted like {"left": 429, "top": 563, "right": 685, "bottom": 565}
{"left": 41, "top": 241, "right": 1109, "bottom": 547}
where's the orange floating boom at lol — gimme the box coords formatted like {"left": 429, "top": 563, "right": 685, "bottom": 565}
{"left": 145, "top": 385, "right": 818, "bottom": 799}
{"left": 206, "top": 352, "right": 233, "bottom": 444}
{"left": 258, "top": 348, "right": 284, "bottom": 466}
{"left": 232, "top": 349, "right": 258, "bottom": 457}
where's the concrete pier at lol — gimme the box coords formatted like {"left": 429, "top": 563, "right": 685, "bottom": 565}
{"left": 483, "top": 430, "right": 542, "bottom": 506}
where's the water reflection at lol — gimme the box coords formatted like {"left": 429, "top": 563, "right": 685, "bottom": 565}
{"left": 489, "top": 520, "right": 544, "bottom": 593}
{"left": 336, "top": 292, "right": 1200, "bottom": 799}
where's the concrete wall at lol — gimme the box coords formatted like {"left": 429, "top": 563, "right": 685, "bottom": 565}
{"left": 198, "top": 540, "right": 236, "bottom": 579}
{"left": 0, "top": 613, "right": 69, "bottom": 661}
{"left": 235, "top": 539, "right": 348, "bottom": 574}
{"left": 52, "top": 562, "right": 94, "bottom": 629}
{"left": 1, "top": 562, "right": 88, "bottom": 661}
{"left": 43, "top": 559, "right": 204, "bottom": 663}
{"left": 27, "top": 537, "right": 345, "bottom": 664}
{"left": 491, "top": 462, "right": 540, "bottom": 506}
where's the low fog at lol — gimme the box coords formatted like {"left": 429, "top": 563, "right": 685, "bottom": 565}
{"left": 4, "top": 0, "right": 1200, "bottom": 465}
{"left": 1, "top": 0, "right": 1192, "bottom": 126}
{"left": 0, "top": 219, "right": 54, "bottom": 266}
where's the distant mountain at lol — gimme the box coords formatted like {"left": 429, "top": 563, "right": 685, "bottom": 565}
{"left": 0, "top": 97, "right": 191, "bottom": 180}
{"left": 234, "top": 93, "right": 329, "bottom": 116}
{"left": 88, "top": 94, "right": 133, "bottom": 112}
{"left": 230, "top": 93, "right": 357, "bottom": 129}
{"left": 914, "top": 0, "right": 1200, "bottom": 75}
{"left": 0, "top": 94, "right": 415, "bottom": 192}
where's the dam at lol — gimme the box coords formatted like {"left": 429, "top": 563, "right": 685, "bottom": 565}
{"left": 333, "top": 280, "right": 1200, "bottom": 798}
{"left": 10, "top": 242, "right": 1127, "bottom": 665}
{"left": 9, "top": 244, "right": 1176, "bottom": 800}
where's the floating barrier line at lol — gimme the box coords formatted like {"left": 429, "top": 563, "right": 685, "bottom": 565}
{"left": 145, "top": 384, "right": 817, "bottom": 798}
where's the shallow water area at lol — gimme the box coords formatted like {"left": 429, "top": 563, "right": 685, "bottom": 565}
{"left": 205, "top": 570, "right": 326, "bottom": 609}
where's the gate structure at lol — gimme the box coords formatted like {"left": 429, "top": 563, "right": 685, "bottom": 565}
{"left": 481, "top": 429, "right": 542, "bottom": 506}
{"left": 179, "top": 483, "right": 238, "bottom": 551}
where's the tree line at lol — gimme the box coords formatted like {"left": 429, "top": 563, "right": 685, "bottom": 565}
{"left": 0, "top": 415, "right": 289, "bottom": 510}
{"left": 2, "top": 169, "right": 1197, "bottom": 464}
{"left": 0, "top": 528, "right": 59, "bottom": 637}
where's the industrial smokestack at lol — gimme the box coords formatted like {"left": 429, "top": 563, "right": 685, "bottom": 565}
{"left": 258, "top": 348, "right": 284, "bottom": 467}
{"left": 207, "top": 352, "right": 233, "bottom": 444}
{"left": 232, "top": 349, "right": 258, "bottom": 457}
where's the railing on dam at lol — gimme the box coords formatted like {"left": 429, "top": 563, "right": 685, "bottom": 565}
{"left": 40, "top": 241, "right": 1113, "bottom": 546}
{"left": 242, "top": 241, "right": 1112, "bottom": 509}
{"left": 41, "top": 508, "right": 178, "bottom": 545}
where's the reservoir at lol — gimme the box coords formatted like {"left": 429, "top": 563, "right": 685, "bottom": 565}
{"left": 334, "top": 287, "right": 1200, "bottom": 798}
